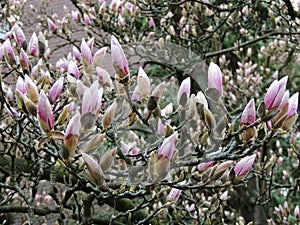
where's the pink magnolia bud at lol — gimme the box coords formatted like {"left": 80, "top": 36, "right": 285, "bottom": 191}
{"left": 102, "top": 100, "right": 118, "bottom": 131}
{"left": 63, "top": 112, "right": 81, "bottom": 158}
{"left": 47, "top": 18, "right": 57, "bottom": 32}
{"left": 71, "top": 10, "right": 79, "bottom": 22}
{"left": 294, "top": 205, "right": 299, "bottom": 219}
{"left": 67, "top": 102, "right": 74, "bottom": 113}
{"left": 168, "top": 25, "right": 176, "bottom": 36}
{"left": 12, "top": 24, "right": 27, "bottom": 49}
{"left": 137, "top": 67, "right": 151, "bottom": 97}
{"left": 68, "top": 60, "right": 80, "bottom": 79}
{"left": 100, "top": 148, "right": 117, "bottom": 172}
{"left": 158, "top": 132, "right": 178, "bottom": 160}
{"left": 111, "top": 35, "right": 129, "bottom": 79}
{"left": 82, "top": 133, "right": 106, "bottom": 154}
{"left": 240, "top": 99, "right": 256, "bottom": 125}
{"left": 287, "top": 92, "right": 299, "bottom": 117}
{"left": 28, "top": 32, "right": 39, "bottom": 57}
{"left": 177, "top": 77, "right": 191, "bottom": 106}
{"left": 82, "top": 81, "right": 103, "bottom": 115}
{"left": 117, "top": 14, "right": 126, "bottom": 27}
{"left": 48, "top": 77, "right": 64, "bottom": 103}
{"left": 81, "top": 153, "right": 104, "bottom": 186}
{"left": 161, "top": 103, "right": 173, "bottom": 117}
{"left": 167, "top": 188, "right": 182, "bottom": 202}
{"left": 83, "top": 13, "right": 91, "bottom": 25}
{"left": 87, "top": 37, "right": 94, "bottom": 51}
{"left": 81, "top": 38, "right": 93, "bottom": 65}
{"left": 272, "top": 76, "right": 288, "bottom": 109}
{"left": 264, "top": 79, "right": 279, "bottom": 110}
{"left": 3, "top": 39, "right": 15, "bottom": 57}
{"left": 25, "top": 75, "right": 39, "bottom": 104}
{"left": 151, "top": 81, "right": 166, "bottom": 99}
{"left": 279, "top": 90, "right": 289, "bottom": 110}
{"left": 195, "top": 91, "right": 208, "bottom": 108}
{"left": 282, "top": 92, "right": 299, "bottom": 131}
{"left": 131, "top": 86, "right": 140, "bottom": 101}
{"left": 234, "top": 154, "right": 256, "bottom": 179}
{"left": 197, "top": 161, "right": 214, "bottom": 173}
{"left": 38, "top": 90, "right": 54, "bottom": 134}
{"left": 73, "top": 46, "right": 81, "bottom": 61}
{"left": 148, "top": 17, "right": 155, "bottom": 28}
{"left": 93, "top": 47, "right": 108, "bottom": 67}
{"left": 16, "top": 77, "right": 26, "bottom": 94}
{"left": 20, "top": 48, "right": 30, "bottom": 72}
{"left": 96, "top": 67, "right": 112, "bottom": 87}
{"left": 208, "top": 62, "right": 223, "bottom": 96}
{"left": 157, "top": 118, "right": 165, "bottom": 135}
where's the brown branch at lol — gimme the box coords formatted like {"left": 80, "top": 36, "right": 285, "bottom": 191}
{"left": 204, "top": 31, "right": 300, "bottom": 58}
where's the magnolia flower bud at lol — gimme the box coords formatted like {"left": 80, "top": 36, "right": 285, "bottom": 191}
{"left": 204, "top": 106, "right": 216, "bottom": 132}
{"left": 282, "top": 92, "right": 299, "bottom": 131}
{"left": 271, "top": 76, "right": 288, "bottom": 109}
{"left": 100, "top": 147, "right": 117, "bottom": 172}
{"left": 153, "top": 155, "right": 170, "bottom": 181}
{"left": 38, "top": 90, "right": 54, "bottom": 134}
{"left": 241, "top": 99, "right": 256, "bottom": 125}
{"left": 234, "top": 154, "right": 256, "bottom": 180}
{"left": 83, "top": 13, "right": 91, "bottom": 26}
{"left": 131, "top": 86, "right": 140, "bottom": 101}
{"left": 195, "top": 91, "right": 208, "bottom": 108}
{"left": 73, "top": 46, "right": 81, "bottom": 61}
{"left": 167, "top": 188, "right": 182, "bottom": 202}
{"left": 81, "top": 38, "right": 93, "bottom": 65}
{"left": 82, "top": 82, "right": 103, "bottom": 115}
{"left": 25, "top": 75, "right": 39, "bottom": 104}
{"left": 137, "top": 67, "right": 151, "bottom": 98}
{"left": 82, "top": 133, "right": 106, "bottom": 154}
{"left": 48, "top": 77, "right": 64, "bottom": 103}
{"left": 148, "top": 17, "right": 155, "bottom": 28}
{"left": 294, "top": 205, "right": 299, "bottom": 219}
{"left": 20, "top": 48, "right": 31, "bottom": 73}
{"left": 47, "top": 18, "right": 57, "bottom": 32}
{"left": 12, "top": 24, "right": 27, "bottom": 49}
{"left": 93, "top": 47, "right": 108, "bottom": 67}
{"left": 16, "top": 77, "right": 26, "bottom": 94}
{"left": 208, "top": 62, "right": 223, "bottom": 96}
{"left": 240, "top": 99, "right": 256, "bottom": 141}
{"left": 68, "top": 60, "right": 80, "bottom": 79}
{"left": 210, "top": 161, "right": 232, "bottom": 182}
{"left": 111, "top": 35, "right": 129, "bottom": 79}
{"left": 264, "top": 79, "right": 280, "bottom": 110}
{"left": 24, "top": 94, "right": 37, "bottom": 116}
{"left": 286, "top": 92, "right": 299, "bottom": 117}
{"left": 197, "top": 161, "right": 214, "bottom": 173}
{"left": 177, "top": 77, "right": 190, "bottom": 107}
{"left": 81, "top": 153, "right": 104, "bottom": 186}
{"left": 151, "top": 81, "right": 166, "bottom": 99}
{"left": 102, "top": 100, "right": 118, "bottom": 131}
{"left": 63, "top": 112, "right": 81, "bottom": 158}
{"left": 158, "top": 131, "right": 177, "bottom": 159}
{"left": 28, "top": 32, "right": 39, "bottom": 57}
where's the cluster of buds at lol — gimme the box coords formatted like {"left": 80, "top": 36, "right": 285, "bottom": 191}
{"left": 239, "top": 75, "right": 298, "bottom": 141}
{"left": 263, "top": 76, "right": 299, "bottom": 131}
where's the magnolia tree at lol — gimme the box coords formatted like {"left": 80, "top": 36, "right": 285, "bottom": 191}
{"left": 0, "top": 0, "right": 300, "bottom": 225}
